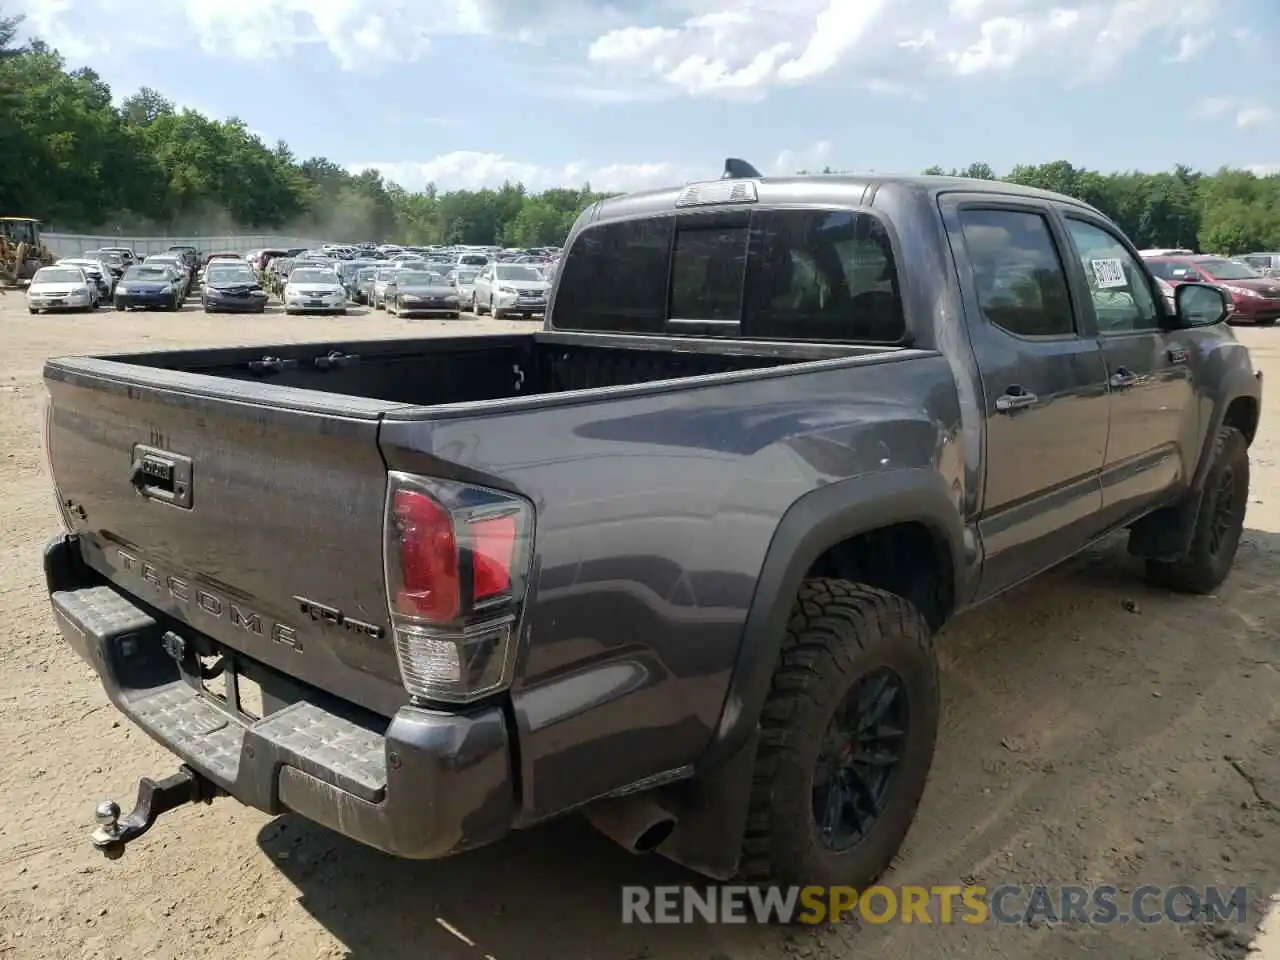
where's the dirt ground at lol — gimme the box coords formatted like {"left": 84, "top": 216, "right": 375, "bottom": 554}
{"left": 0, "top": 293, "right": 1276, "bottom": 960}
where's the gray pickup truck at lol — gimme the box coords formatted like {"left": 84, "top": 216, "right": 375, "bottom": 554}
{"left": 42, "top": 161, "right": 1261, "bottom": 892}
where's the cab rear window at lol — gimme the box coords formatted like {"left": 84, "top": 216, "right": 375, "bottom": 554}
{"left": 552, "top": 209, "right": 906, "bottom": 343}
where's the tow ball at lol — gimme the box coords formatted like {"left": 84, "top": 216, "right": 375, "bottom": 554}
{"left": 90, "top": 765, "right": 220, "bottom": 860}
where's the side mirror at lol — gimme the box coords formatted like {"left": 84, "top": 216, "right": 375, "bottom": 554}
{"left": 1174, "top": 282, "right": 1230, "bottom": 328}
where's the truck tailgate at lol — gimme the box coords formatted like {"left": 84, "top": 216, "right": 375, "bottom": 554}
{"left": 44, "top": 358, "right": 408, "bottom": 716}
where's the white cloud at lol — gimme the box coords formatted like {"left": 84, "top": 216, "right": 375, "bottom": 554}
{"left": 1166, "top": 30, "right": 1213, "bottom": 62}
{"left": 349, "top": 152, "right": 708, "bottom": 193}
{"left": 13, "top": 0, "right": 1230, "bottom": 91}
{"left": 356, "top": 143, "right": 847, "bottom": 192}
{"left": 10, "top": 0, "right": 507, "bottom": 68}
{"left": 582, "top": 0, "right": 1223, "bottom": 99}
{"left": 1237, "top": 105, "right": 1275, "bottom": 128}
{"left": 1193, "top": 98, "right": 1275, "bottom": 128}
{"left": 1245, "top": 164, "right": 1280, "bottom": 176}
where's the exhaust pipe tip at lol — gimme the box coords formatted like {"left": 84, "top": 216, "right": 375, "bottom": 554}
{"left": 632, "top": 816, "right": 676, "bottom": 853}
{"left": 585, "top": 794, "right": 678, "bottom": 854}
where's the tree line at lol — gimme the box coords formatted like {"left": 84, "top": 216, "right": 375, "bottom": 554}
{"left": 3, "top": 12, "right": 1278, "bottom": 253}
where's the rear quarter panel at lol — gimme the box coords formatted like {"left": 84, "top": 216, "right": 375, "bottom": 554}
{"left": 378, "top": 352, "right": 964, "bottom": 821}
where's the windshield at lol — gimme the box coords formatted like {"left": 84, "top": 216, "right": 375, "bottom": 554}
{"left": 458, "top": 254, "right": 489, "bottom": 266}
{"left": 63, "top": 261, "right": 101, "bottom": 273}
{"left": 1199, "top": 258, "right": 1260, "bottom": 280}
{"left": 398, "top": 270, "right": 447, "bottom": 285}
{"left": 495, "top": 264, "right": 543, "bottom": 282}
{"left": 124, "top": 266, "right": 171, "bottom": 281}
{"left": 290, "top": 269, "right": 338, "bottom": 284}
{"left": 34, "top": 267, "right": 84, "bottom": 283}
{"left": 453, "top": 269, "right": 479, "bottom": 283}
{"left": 207, "top": 267, "right": 256, "bottom": 283}
{"left": 146, "top": 256, "right": 179, "bottom": 267}
{"left": 357, "top": 267, "right": 377, "bottom": 280}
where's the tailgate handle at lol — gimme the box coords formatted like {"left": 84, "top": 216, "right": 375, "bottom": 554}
{"left": 247, "top": 356, "right": 300, "bottom": 375}
{"left": 129, "top": 446, "right": 193, "bottom": 510}
{"left": 313, "top": 350, "right": 361, "bottom": 371}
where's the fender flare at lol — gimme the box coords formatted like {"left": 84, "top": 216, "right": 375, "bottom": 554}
{"left": 1190, "top": 370, "right": 1263, "bottom": 492}
{"left": 696, "top": 468, "right": 967, "bottom": 773}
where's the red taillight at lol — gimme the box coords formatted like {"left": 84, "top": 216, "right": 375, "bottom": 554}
{"left": 384, "top": 472, "right": 533, "bottom": 703}
{"left": 391, "top": 488, "right": 460, "bottom": 621}
{"left": 470, "top": 514, "right": 517, "bottom": 601}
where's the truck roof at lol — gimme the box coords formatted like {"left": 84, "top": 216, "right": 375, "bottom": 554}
{"left": 590, "top": 173, "right": 1098, "bottom": 225}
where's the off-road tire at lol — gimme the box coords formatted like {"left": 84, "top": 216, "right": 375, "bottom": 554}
{"left": 1145, "top": 427, "right": 1249, "bottom": 594}
{"left": 739, "top": 578, "right": 939, "bottom": 891}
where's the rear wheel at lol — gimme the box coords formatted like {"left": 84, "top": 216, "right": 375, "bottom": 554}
{"left": 1145, "top": 427, "right": 1249, "bottom": 593}
{"left": 739, "top": 579, "right": 939, "bottom": 891}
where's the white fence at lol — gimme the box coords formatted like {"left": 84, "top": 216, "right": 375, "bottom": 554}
{"left": 42, "top": 233, "right": 323, "bottom": 258}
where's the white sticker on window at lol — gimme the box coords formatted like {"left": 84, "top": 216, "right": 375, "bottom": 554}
{"left": 1091, "top": 258, "right": 1127, "bottom": 289}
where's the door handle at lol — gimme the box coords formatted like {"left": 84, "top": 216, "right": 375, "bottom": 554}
{"left": 995, "top": 388, "right": 1038, "bottom": 412}
{"left": 1109, "top": 367, "right": 1139, "bottom": 389}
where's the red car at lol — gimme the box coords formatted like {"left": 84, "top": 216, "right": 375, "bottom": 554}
{"left": 1144, "top": 255, "right": 1280, "bottom": 325}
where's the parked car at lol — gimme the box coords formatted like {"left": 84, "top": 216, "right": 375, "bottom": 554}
{"left": 142, "top": 254, "right": 193, "bottom": 300}
{"left": 1241, "top": 252, "right": 1280, "bottom": 278}
{"left": 282, "top": 267, "right": 347, "bottom": 315}
{"left": 353, "top": 266, "right": 378, "bottom": 305}
{"left": 370, "top": 266, "right": 397, "bottom": 309}
{"left": 450, "top": 266, "right": 480, "bottom": 308}
{"left": 201, "top": 261, "right": 269, "bottom": 314}
{"left": 1144, "top": 254, "right": 1280, "bottom": 325}
{"left": 113, "top": 264, "right": 184, "bottom": 312}
{"left": 57, "top": 258, "right": 112, "bottom": 304}
{"left": 470, "top": 262, "right": 549, "bottom": 318}
{"left": 97, "top": 246, "right": 137, "bottom": 267}
{"left": 85, "top": 249, "right": 128, "bottom": 282}
{"left": 336, "top": 259, "right": 378, "bottom": 298}
{"left": 42, "top": 167, "right": 1260, "bottom": 897}
{"left": 165, "top": 245, "right": 200, "bottom": 273}
{"left": 25, "top": 265, "right": 93, "bottom": 314}
{"left": 385, "top": 268, "right": 461, "bottom": 318}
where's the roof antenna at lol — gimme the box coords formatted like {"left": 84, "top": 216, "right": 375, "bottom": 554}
{"left": 722, "top": 158, "right": 763, "bottom": 180}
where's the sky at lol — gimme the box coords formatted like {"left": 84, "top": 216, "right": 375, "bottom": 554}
{"left": 11, "top": 0, "right": 1280, "bottom": 195}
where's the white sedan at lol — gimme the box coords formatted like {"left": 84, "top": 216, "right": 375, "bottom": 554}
{"left": 283, "top": 267, "right": 347, "bottom": 315}
{"left": 26, "top": 265, "right": 96, "bottom": 314}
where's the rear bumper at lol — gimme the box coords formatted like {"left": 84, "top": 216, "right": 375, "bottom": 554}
{"left": 44, "top": 534, "right": 516, "bottom": 860}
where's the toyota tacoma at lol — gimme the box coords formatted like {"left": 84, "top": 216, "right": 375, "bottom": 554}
{"left": 41, "top": 160, "right": 1261, "bottom": 890}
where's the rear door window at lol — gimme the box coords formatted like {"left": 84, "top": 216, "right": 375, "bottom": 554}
{"left": 553, "top": 209, "right": 905, "bottom": 342}
{"left": 743, "top": 210, "right": 905, "bottom": 341}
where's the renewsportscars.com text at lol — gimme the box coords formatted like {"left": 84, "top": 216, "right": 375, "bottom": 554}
{"left": 621, "top": 884, "right": 1250, "bottom": 926}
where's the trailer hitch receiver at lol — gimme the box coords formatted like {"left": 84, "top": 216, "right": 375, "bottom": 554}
{"left": 90, "top": 765, "right": 220, "bottom": 860}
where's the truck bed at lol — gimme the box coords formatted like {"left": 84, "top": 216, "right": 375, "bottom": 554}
{"left": 43, "top": 329, "right": 930, "bottom": 735}
{"left": 87, "top": 330, "right": 888, "bottom": 407}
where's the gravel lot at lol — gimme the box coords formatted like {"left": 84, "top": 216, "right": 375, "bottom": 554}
{"left": 0, "top": 292, "right": 1277, "bottom": 960}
